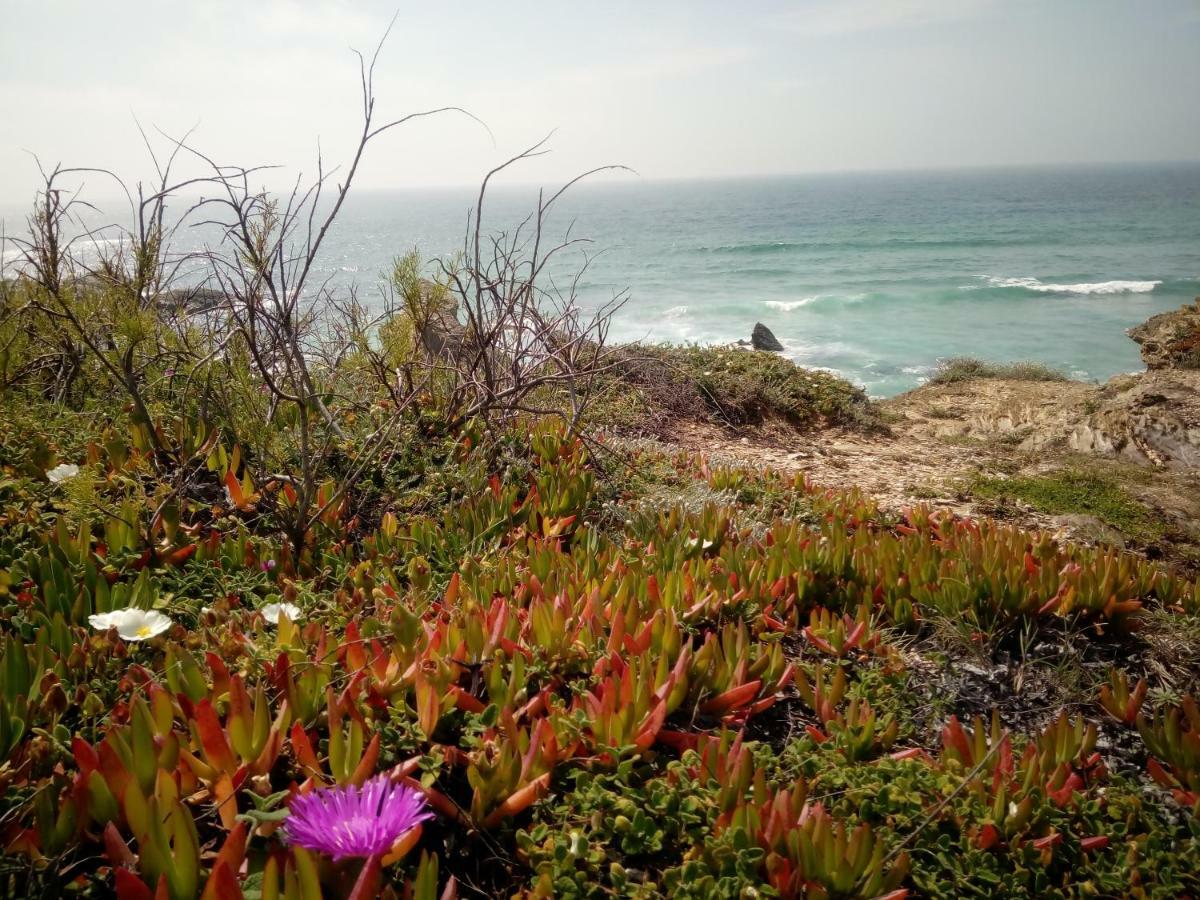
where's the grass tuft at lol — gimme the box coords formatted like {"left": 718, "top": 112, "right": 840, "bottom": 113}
{"left": 929, "top": 357, "right": 1068, "bottom": 385}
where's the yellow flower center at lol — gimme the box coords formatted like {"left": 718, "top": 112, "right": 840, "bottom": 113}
{"left": 137, "top": 625, "right": 153, "bottom": 638}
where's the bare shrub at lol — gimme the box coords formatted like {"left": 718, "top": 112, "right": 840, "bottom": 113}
{"left": 413, "top": 136, "right": 631, "bottom": 437}
{"left": 0, "top": 22, "right": 629, "bottom": 556}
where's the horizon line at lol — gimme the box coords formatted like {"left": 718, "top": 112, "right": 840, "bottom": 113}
{"left": 2, "top": 156, "right": 1199, "bottom": 211}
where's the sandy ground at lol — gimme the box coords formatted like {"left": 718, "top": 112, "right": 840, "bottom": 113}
{"left": 671, "top": 375, "right": 1200, "bottom": 572}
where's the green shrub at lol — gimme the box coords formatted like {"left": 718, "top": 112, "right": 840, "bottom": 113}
{"left": 597, "top": 343, "right": 880, "bottom": 433}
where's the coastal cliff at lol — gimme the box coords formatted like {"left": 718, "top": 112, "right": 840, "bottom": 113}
{"left": 669, "top": 301, "right": 1200, "bottom": 574}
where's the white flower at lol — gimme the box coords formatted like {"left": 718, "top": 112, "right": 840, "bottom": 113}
{"left": 261, "top": 602, "right": 302, "bottom": 624}
{"left": 47, "top": 463, "right": 80, "bottom": 483}
{"left": 88, "top": 608, "right": 173, "bottom": 641}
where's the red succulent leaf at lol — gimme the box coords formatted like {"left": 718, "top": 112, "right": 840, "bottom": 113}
{"left": 102, "top": 822, "right": 137, "bottom": 869}
{"left": 113, "top": 870, "right": 153, "bottom": 900}
{"left": 200, "top": 860, "right": 243, "bottom": 900}
{"left": 195, "top": 698, "right": 236, "bottom": 773}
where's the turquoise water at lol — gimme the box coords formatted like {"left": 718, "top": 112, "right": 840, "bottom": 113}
{"left": 5, "top": 164, "right": 1199, "bottom": 396}
{"left": 323, "top": 164, "right": 1200, "bottom": 396}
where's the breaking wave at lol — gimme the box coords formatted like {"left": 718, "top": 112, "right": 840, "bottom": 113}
{"left": 763, "top": 293, "right": 870, "bottom": 311}
{"left": 981, "top": 276, "right": 1162, "bottom": 295}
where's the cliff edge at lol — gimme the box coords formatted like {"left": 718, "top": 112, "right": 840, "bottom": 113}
{"left": 670, "top": 300, "right": 1200, "bottom": 574}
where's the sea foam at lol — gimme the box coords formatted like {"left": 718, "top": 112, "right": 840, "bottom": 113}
{"left": 764, "top": 297, "right": 818, "bottom": 311}
{"left": 985, "top": 276, "right": 1161, "bottom": 295}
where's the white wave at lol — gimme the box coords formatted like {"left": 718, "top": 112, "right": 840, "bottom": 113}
{"left": 662, "top": 304, "right": 689, "bottom": 318}
{"left": 764, "top": 297, "right": 818, "bottom": 311}
{"left": 764, "top": 292, "right": 869, "bottom": 312}
{"left": 984, "top": 276, "right": 1161, "bottom": 295}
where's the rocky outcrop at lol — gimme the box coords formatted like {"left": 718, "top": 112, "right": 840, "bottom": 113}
{"left": 1063, "top": 301, "right": 1200, "bottom": 468}
{"left": 414, "top": 281, "right": 469, "bottom": 360}
{"left": 1128, "top": 299, "right": 1200, "bottom": 370}
{"left": 1068, "top": 370, "right": 1200, "bottom": 468}
{"left": 159, "top": 286, "right": 226, "bottom": 314}
{"left": 887, "top": 302, "right": 1200, "bottom": 471}
{"left": 751, "top": 322, "right": 784, "bottom": 351}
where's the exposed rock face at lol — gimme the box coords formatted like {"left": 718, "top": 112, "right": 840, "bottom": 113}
{"left": 751, "top": 322, "right": 784, "bottom": 352}
{"left": 416, "top": 282, "right": 469, "bottom": 360}
{"left": 1065, "top": 301, "right": 1200, "bottom": 469}
{"left": 1128, "top": 299, "right": 1200, "bottom": 370}
{"left": 1069, "top": 371, "right": 1200, "bottom": 468}
{"left": 886, "top": 301, "right": 1200, "bottom": 471}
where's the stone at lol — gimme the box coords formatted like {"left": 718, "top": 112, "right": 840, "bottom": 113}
{"left": 751, "top": 322, "right": 784, "bottom": 352}
{"left": 1127, "top": 298, "right": 1200, "bottom": 370}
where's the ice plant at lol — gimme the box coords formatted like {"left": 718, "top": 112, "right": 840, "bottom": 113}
{"left": 46, "top": 463, "right": 80, "bottom": 483}
{"left": 262, "top": 601, "right": 302, "bottom": 623}
{"left": 283, "top": 775, "right": 433, "bottom": 861}
{"left": 87, "top": 608, "right": 173, "bottom": 641}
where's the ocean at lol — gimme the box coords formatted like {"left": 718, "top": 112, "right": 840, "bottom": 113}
{"left": 5, "top": 163, "right": 1199, "bottom": 397}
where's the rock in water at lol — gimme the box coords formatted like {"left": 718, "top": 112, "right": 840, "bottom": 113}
{"left": 751, "top": 322, "right": 784, "bottom": 352}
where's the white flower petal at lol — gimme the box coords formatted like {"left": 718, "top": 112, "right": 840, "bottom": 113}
{"left": 261, "top": 602, "right": 302, "bottom": 624}
{"left": 87, "top": 611, "right": 120, "bottom": 630}
{"left": 89, "top": 607, "right": 173, "bottom": 641}
{"left": 47, "top": 463, "right": 80, "bottom": 483}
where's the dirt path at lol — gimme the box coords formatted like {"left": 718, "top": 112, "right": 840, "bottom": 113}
{"left": 676, "top": 418, "right": 979, "bottom": 514}
{"left": 673, "top": 375, "right": 1200, "bottom": 573}
{"left": 679, "top": 378, "right": 1093, "bottom": 509}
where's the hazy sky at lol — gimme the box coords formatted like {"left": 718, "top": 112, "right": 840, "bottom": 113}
{"left": 2, "top": 0, "right": 1199, "bottom": 203}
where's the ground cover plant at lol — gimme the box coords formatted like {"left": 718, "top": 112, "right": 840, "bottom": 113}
{"left": 971, "top": 469, "right": 1164, "bottom": 544}
{"left": 2, "top": 48, "right": 1200, "bottom": 900}
{"left": 2, "top": 393, "right": 1200, "bottom": 898}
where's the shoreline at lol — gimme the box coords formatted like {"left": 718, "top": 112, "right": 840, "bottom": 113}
{"left": 653, "top": 299, "right": 1200, "bottom": 575}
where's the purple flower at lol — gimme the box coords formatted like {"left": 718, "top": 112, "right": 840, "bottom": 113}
{"left": 283, "top": 776, "right": 433, "bottom": 861}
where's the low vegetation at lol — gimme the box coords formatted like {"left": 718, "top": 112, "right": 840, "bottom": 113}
{"left": 2, "top": 398, "right": 1200, "bottom": 898}
{"left": 929, "top": 357, "right": 1069, "bottom": 385}
{"left": 972, "top": 468, "right": 1163, "bottom": 543}
{"left": 595, "top": 344, "right": 879, "bottom": 436}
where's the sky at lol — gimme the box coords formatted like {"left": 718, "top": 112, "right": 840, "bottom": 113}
{"left": 1, "top": 0, "right": 1199, "bottom": 204}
